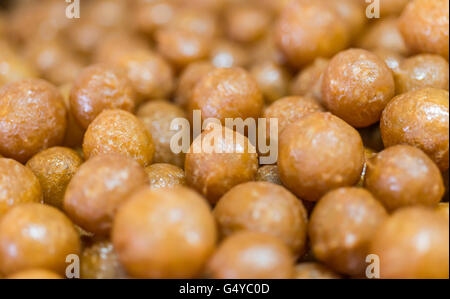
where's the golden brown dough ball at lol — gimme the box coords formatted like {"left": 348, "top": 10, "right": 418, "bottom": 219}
{"left": 209, "top": 40, "right": 250, "bottom": 69}
{"left": 250, "top": 61, "right": 291, "bottom": 104}
{"left": 189, "top": 67, "right": 263, "bottom": 124}
{"left": 175, "top": 61, "right": 215, "bottom": 108}
{"left": 156, "top": 28, "right": 210, "bottom": 69}
{"left": 83, "top": 109, "right": 155, "bottom": 167}
{"left": 205, "top": 231, "right": 294, "bottom": 279}
{"left": 59, "top": 84, "right": 85, "bottom": 148}
{"left": 263, "top": 96, "right": 325, "bottom": 135}
{"left": 365, "top": 145, "right": 444, "bottom": 211}
{"left": 373, "top": 49, "right": 404, "bottom": 73}
{"left": 378, "top": 0, "right": 411, "bottom": 16}
{"left": 225, "top": 4, "right": 272, "bottom": 43}
{"left": 274, "top": 0, "right": 350, "bottom": 68}
{"left": 70, "top": 64, "right": 136, "bottom": 129}
{"left": 0, "top": 42, "right": 38, "bottom": 86}
{"left": 249, "top": 34, "right": 287, "bottom": 66}
{"left": 214, "top": 182, "right": 308, "bottom": 256}
{"left": 176, "top": 0, "right": 225, "bottom": 11}
{"left": 278, "top": 112, "right": 365, "bottom": 202}
{"left": 0, "top": 79, "right": 67, "bottom": 163}
{"left": 64, "top": 154, "right": 149, "bottom": 235}
{"left": 81, "top": 239, "right": 128, "bottom": 279}
{"left": 294, "top": 262, "right": 342, "bottom": 279}
{"left": 290, "top": 58, "right": 329, "bottom": 105}
{"left": 399, "top": 0, "right": 449, "bottom": 59}
{"left": 112, "top": 187, "right": 217, "bottom": 279}
{"left": 0, "top": 158, "right": 42, "bottom": 217}
{"left": 436, "top": 202, "right": 449, "bottom": 221}
{"left": 131, "top": 0, "right": 177, "bottom": 36}
{"left": 26, "top": 147, "right": 83, "bottom": 210}
{"left": 309, "top": 187, "right": 388, "bottom": 276}
{"left": 145, "top": 163, "right": 186, "bottom": 190}
{"left": 0, "top": 203, "right": 80, "bottom": 276}
{"left": 394, "top": 54, "right": 449, "bottom": 94}
{"left": 255, "top": 165, "right": 282, "bottom": 185}
{"left": 185, "top": 126, "right": 259, "bottom": 204}
{"left": 380, "top": 88, "right": 449, "bottom": 171}
{"left": 326, "top": 0, "right": 367, "bottom": 39}
{"left": 370, "top": 207, "right": 449, "bottom": 279}
{"left": 116, "top": 49, "right": 174, "bottom": 103}
{"left": 6, "top": 269, "right": 63, "bottom": 279}
{"left": 137, "top": 101, "right": 186, "bottom": 167}
{"left": 168, "top": 8, "right": 220, "bottom": 38}
{"left": 322, "top": 48, "right": 395, "bottom": 128}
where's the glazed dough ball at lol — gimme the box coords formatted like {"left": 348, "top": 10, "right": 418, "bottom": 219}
{"left": 290, "top": 58, "right": 329, "bottom": 105}
{"left": 145, "top": 163, "right": 186, "bottom": 190}
{"left": 255, "top": 165, "right": 282, "bottom": 185}
{"left": 294, "top": 262, "right": 341, "bottom": 279}
{"left": 250, "top": 61, "right": 291, "bottom": 104}
{"left": 322, "top": 48, "right": 395, "bottom": 128}
{"left": 278, "top": 112, "right": 365, "bottom": 202}
{"left": 380, "top": 88, "right": 449, "bottom": 171}
{"left": 370, "top": 207, "right": 449, "bottom": 279}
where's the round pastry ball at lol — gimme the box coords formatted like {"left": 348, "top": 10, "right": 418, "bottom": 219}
{"left": 7, "top": 269, "right": 63, "bottom": 279}
{"left": 0, "top": 158, "right": 42, "bottom": 217}
{"left": 0, "top": 203, "right": 80, "bottom": 276}
{"left": 145, "top": 163, "right": 186, "bottom": 190}
{"left": 309, "top": 187, "right": 388, "bottom": 276}
{"left": 370, "top": 207, "right": 449, "bottom": 279}
{"left": 26, "top": 147, "right": 83, "bottom": 209}
{"left": 278, "top": 112, "right": 365, "bottom": 202}
{"left": 394, "top": 54, "right": 449, "bottom": 94}
{"left": 250, "top": 61, "right": 291, "bottom": 104}
{"left": 365, "top": 145, "right": 445, "bottom": 211}
{"left": 81, "top": 239, "right": 127, "bottom": 279}
{"left": 64, "top": 154, "right": 149, "bottom": 235}
{"left": 205, "top": 231, "right": 295, "bottom": 279}
{"left": 326, "top": 0, "right": 367, "bottom": 39}
{"left": 256, "top": 165, "right": 282, "bottom": 185}
{"left": 112, "top": 187, "right": 217, "bottom": 279}
{"left": 214, "top": 182, "right": 308, "bottom": 256}
{"left": 185, "top": 126, "right": 259, "bottom": 204}
{"left": 83, "top": 109, "right": 155, "bottom": 167}
{"left": 399, "top": 0, "right": 449, "bottom": 59}
{"left": 373, "top": 49, "right": 404, "bottom": 73}
{"left": 70, "top": 64, "right": 136, "bottom": 129}
{"left": 0, "top": 79, "right": 67, "bottom": 163}
{"left": 290, "top": 58, "right": 329, "bottom": 105}
{"left": 168, "top": 8, "right": 220, "bottom": 39}
{"left": 59, "top": 84, "right": 85, "bottom": 148}
{"left": 137, "top": 101, "right": 186, "bottom": 168}
{"left": 189, "top": 67, "right": 263, "bottom": 124}
{"left": 209, "top": 40, "right": 251, "bottom": 69}
{"left": 274, "top": 0, "right": 350, "bottom": 68}
{"left": 0, "top": 42, "right": 38, "bottom": 86}
{"left": 380, "top": 88, "right": 449, "bottom": 171}
{"left": 294, "top": 262, "right": 341, "bottom": 279}
{"left": 322, "top": 48, "right": 395, "bottom": 128}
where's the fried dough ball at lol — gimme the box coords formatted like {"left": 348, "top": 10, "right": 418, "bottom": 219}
{"left": 7, "top": 269, "right": 63, "bottom": 279}
{"left": 0, "top": 79, "right": 67, "bottom": 163}
{"left": 290, "top": 58, "right": 329, "bottom": 105}
{"left": 205, "top": 231, "right": 294, "bottom": 279}
{"left": 169, "top": 8, "right": 220, "bottom": 38}
{"left": 274, "top": 0, "right": 350, "bottom": 68}
{"left": 112, "top": 187, "right": 217, "bottom": 279}
{"left": 70, "top": 64, "right": 136, "bottom": 129}
{"left": 59, "top": 84, "right": 85, "bottom": 148}
{"left": 137, "top": 101, "right": 186, "bottom": 167}
{"left": 309, "top": 187, "right": 388, "bottom": 276}
{"left": 0, "top": 42, "right": 38, "bottom": 86}
{"left": 64, "top": 154, "right": 149, "bottom": 235}
{"left": 185, "top": 126, "right": 259, "bottom": 204}
{"left": 131, "top": 0, "right": 177, "bottom": 36}
{"left": 0, "top": 203, "right": 80, "bottom": 276}
{"left": 26, "top": 147, "right": 83, "bottom": 210}
{"left": 250, "top": 61, "right": 291, "bottom": 104}
{"left": 380, "top": 88, "right": 449, "bottom": 171}
{"left": 394, "top": 54, "right": 449, "bottom": 94}
{"left": 322, "top": 48, "right": 395, "bottom": 128}
{"left": 83, "top": 109, "right": 155, "bottom": 167}
{"left": 255, "top": 165, "right": 282, "bottom": 185}
{"left": 209, "top": 40, "right": 250, "bottom": 68}
{"left": 370, "top": 207, "right": 449, "bottom": 279}
{"left": 145, "top": 163, "right": 186, "bottom": 190}
{"left": 0, "top": 158, "right": 42, "bottom": 217}
{"left": 326, "top": 0, "right": 367, "bottom": 39}
{"left": 214, "top": 182, "right": 308, "bottom": 256}
{"left": 294, "top": 262, "right": 342, "bottom": 279}
{"left": 278, "top": 112, "right": 365, "bottom": 202}
{"left": 373, "top": 49, "right": 404, "bottom": 73}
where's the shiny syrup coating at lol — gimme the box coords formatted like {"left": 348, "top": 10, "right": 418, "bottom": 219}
{"left": 0, "top": 78, "right": 67, "bottom": 163}
{"left": 255, "top": 165, "right": 282, "bottom": 185}
{"left": 205, "top": 231, "right": 294, "bottom": 279}
{"left": 145, "top": 163, "right": 186, "bottom": 190}
{"left": 70, "top": 64, "right": 136, "bottom": 129}
{"left": 399, "top": 0, "right": 449, "bottom": 59}
{"left": 370, "top": 207, "right": 449, "bottom": 279}
{"left": 214, "top": 182, "right": 308, "bottom": 256}
{"left": 278, "top": 112, "right": 365, "bottom": 202}
{"left": 322, "top": 48, "right": 395, "bottom": 128}
{"left": 309, "top": 187, "right": 388, "bottom": 276}
{"left": 0, "top": 158, "right": 43, "bottom": 217}
{"left": 365, "top": 145, "right": 445, "bottom": 211}
{"left": 0, "top": 203, "right": 80, "bottom": 276}
{"left": 83, "top": 109, "right": 155, "bottom": 167}
{"left": 380, "top": 88, "right": 449, "bottom": 171}
{"left": 26, "top": 147, "right": 83, "bottom": 210}
{"left": 112, "top": 187, "right": 217, "bottom": 279}
{"left": 250, "top": 61, "right": 291, "bottom": 104}
{"left": 64, "top": 154, "right": 149, "bottom": 235}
